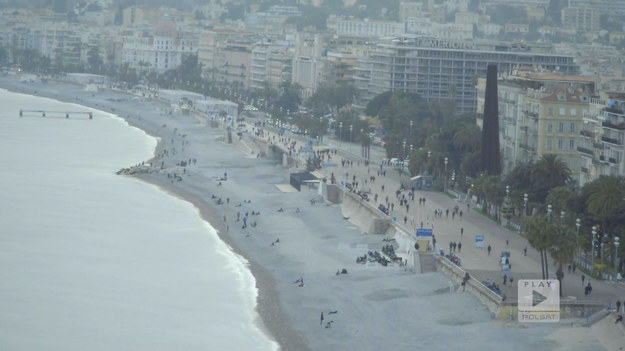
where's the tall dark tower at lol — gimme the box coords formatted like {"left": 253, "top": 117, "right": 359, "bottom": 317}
{"left": 480, "top": 64, "right": 501, "bottom": 175}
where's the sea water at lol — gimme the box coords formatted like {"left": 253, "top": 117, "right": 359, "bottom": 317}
{"left": 0, "top": 89, "right": 278, "bottom": 351}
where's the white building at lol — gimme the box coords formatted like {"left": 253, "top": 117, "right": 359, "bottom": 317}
{"left": 291, "top": 33, "right": 325, "bottom": 98}
{"left": 121, "top": 15, "right": 198, "bottom": 73}
{"left": 336, "top": 18, "right": 405, "bottom": 38}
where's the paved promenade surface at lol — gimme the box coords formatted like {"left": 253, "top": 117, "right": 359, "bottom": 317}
{"left": 254, "top": 118, "right": 625, "bottom": 306}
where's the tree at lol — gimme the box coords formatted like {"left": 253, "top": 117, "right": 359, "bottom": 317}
{"left": 531, "top": 154, "right": 571, "bottom": 203}
{"left": 275, "top": 81, "right": 302, "bottom": 115}
{"left": 549, "top": 221, "right": 577, "bottom": 296}
{"left": 452, "top": 123, "right": 481, "bottom": 152}
{"left": 585, "top": 176, "right": 625, "bottom": 258}
{"left": 87, "top": 46, "right": 104, "bottom": 73}
{"left": 525, "top": 215, "right": 551, "bottom": 279}
{"left": 365, "top": 90, "right": 393, "bottom": 117}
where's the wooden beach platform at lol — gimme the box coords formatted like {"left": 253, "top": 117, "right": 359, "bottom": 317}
{"left": 19, "top": 109, "right": 93, "bottom": 119}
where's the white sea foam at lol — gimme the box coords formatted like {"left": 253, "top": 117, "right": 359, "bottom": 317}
{"left": 0, "top": 89, "right": 278, "bottom": 351}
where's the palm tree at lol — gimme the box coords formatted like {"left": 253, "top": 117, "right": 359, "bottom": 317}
{"left": 525, "top": 215, "right": 551, "bottom": 279}
{"left": 452, "top": 123, "right": 481, "bottom": 152}
{"left": 531, "top": 155, "right": 571, "bottom": 203}
{"left": 585, "top": 176, "right": 625, "bottom": 260}
{"left": 549, "top": 221, "right": 578, "bottom": 296}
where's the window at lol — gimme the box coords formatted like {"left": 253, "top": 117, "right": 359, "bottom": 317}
{"left": 571, "top": 108, "right": 577, "bottom": 116}
{"left": 559, "top": 107, "right": 566, "bottom": 116}
{"left": 558, "top": 139, "right": 564, "bottom": 149}
{"left": 558, "top": 123, "right": 564, "bottom": 133}
{"left": 547, "top": 123, "right": 553, "bottom": 132}
{"left": 548, "top": 108, "right": 553, "bottom": 116}
{"left": 547, "top": 139, "right": 552, "bottom": 150}
{"left": 570, "top": 123, "right": 575, "bottom": 133}
{"left": 570, "top": 139, "right": 575, "bottom": 150}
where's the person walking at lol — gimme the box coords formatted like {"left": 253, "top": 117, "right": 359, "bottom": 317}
{"left": 460, "top": 227, "right": 464, "bottom": 237}
{"left": 320, "top": 312, "right": 324, "bottom": 325}
{"left": 523, "top": 246, "right": 527, "bottom": 256}
{"left": 581, "top": 274, "right": 586, "bottom": 286}
{"left": 458, "top": 242, "right": 462, "bottom": 252}
{"left": 617, "top": 301, "right": 622, "bottom": 313}
{"left": 487, "top": 245, "right": 492, "bottom": 256}
{"left": 585, "top": 282, "right": 592, "bottom": 296}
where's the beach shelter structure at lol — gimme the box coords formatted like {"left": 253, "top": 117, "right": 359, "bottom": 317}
{"left": 290, "top": 171, "right": 322, "bottom": 191}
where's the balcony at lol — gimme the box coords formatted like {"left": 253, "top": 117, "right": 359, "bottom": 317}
{"left": 577, "top": 146, "right": 593, "bottom": 156}
{"left": 602, "top": 120, "right": 625, "bottom": 130}
{"left": 609, "top": 157, "right": 619, "bottom": 164}
{"left": 523, "top": 110, "right": 539, "bottom": 118}
{"left": 581, "top": 166, "right": 589, "bottom": 173}
{"left": 519, "top": 143, "right": 536, "bottom": 151}
{"left": 604, "top": 106, "right": 625, "bottom": 114}
{"left": 580, "top": 130, "right": 595, "bottom": 138}
{"left": 601, "top": 136, "right": 623, "bottom": 145}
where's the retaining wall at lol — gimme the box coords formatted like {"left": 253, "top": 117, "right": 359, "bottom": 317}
{"left": 340, "top": 191, "right": 391, "bottom": 235}
{"left": 434, "top": 254, "right": 503, "bottom": 315}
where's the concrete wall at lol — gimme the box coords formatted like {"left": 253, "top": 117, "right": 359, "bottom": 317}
{"left": 340, "top": 191, "right": 391, "bottom": 234}
{"left": 434, "top": 254, "right": 503, "bottom": 315}
{"left": 322, "top": 184, "right": 342, "bottom": 204}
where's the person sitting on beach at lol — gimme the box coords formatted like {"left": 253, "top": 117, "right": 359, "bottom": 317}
{"left": 278, "top": 208, "right": 284, "bottom": 212}
{"left": 294, "top": 277, "right": 303, "bottom": 286}
{"left": 296, "top": 208, "right": 301, "bottom": 213}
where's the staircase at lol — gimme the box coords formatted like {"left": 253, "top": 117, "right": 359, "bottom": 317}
{"left": 419, "top": 253, "right": 437, "bottom": 273}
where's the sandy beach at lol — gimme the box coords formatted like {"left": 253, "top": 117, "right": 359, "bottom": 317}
{"left": 1, "top": 76, "right": 611, "bottom": 351}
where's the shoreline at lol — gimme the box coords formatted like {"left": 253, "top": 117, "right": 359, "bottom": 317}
{"left": 2, "top": 76, "right": 612, "bottom": 351}
{"left": 133, "top": 173, "right": 309, "bottom": 351}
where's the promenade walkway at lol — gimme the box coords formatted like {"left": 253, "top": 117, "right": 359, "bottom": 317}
{"left": 251, "top": 121, "right": 625, "bottom": 306}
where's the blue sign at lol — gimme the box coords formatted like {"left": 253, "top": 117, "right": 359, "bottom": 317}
{"left": 416, "top": 228, "right": 433, "bottom": 237}
{"left": 323, "top": 163, "right": 337, "bottom": 168}
{"left": 475, "top": 235, "right": 485, "bottom": 248}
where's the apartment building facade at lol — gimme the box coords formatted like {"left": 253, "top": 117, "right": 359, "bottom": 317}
{"left": 476, "top": 70, "right": 596, "bottom": 179}
{"left": 579, "top": 94, "right": 625, "bottom": 186}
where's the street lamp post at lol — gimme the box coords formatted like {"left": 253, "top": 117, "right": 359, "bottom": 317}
{"left": 444, "top": 157, "right": 448, "bottom": 192}
{"left": 547, "top": 204, "right": 552, "bottom": 221}
{"left": 523, "top": 193, "right": 528, "bottom": 218}
{"left": 505, "top": 185, "right": 510, "bottom": 200}
{"left": 402, "top": 141, "right": 406, "bottom": 160}
{"left": 349, "top": 125, "right": 353, "bottom": 152}
{"left": 592, "top": 226, "right": 597, "bottom": 267}
{"left": 451, "top": 171, "right": 455, "bottom": 190}
{"left": 339, "top": 122, "right": 343, "bottom": 145}
{"left": 615, "top": 237, "right": 620, "bottom": 277}
{"left": 409, "top": 120, "right": 413, "bottom": 136}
